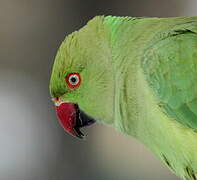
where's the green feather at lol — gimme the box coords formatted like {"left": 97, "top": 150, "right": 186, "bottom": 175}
{"left": 142, "top": 24, "right": 197, "bottom": 130}
{"left": 50, "top": 16, "right": 197, "bottom": 180}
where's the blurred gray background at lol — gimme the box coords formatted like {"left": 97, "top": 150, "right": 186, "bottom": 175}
{"left": 0, "top": 0, "right": 196, "bottom": 180}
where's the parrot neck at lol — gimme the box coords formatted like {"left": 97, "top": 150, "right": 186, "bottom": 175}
{"left": 103, "top": 16, "right": 166, "bottom": 136}
{"left": 103, "top": 16, "right": 155, "bottom": 137}
{"left": 103, "top": 16, "right": 175, "bottom": 138}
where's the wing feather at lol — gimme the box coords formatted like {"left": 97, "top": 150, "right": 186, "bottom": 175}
{"left": 142, "top": 21, "right": 197, "bottom": 130}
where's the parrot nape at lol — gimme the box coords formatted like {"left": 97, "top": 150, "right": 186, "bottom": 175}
{"left": 49, "top": 16, "right": 197, "bottom": 180}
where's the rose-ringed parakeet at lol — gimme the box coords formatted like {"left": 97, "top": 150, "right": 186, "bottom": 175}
{"left": 49, "top": 16, "right": 197, "bottom": 180}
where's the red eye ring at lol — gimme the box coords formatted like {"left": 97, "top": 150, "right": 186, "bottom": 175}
{"left": 65, "top": 72, "right": 81, "bottom": 89}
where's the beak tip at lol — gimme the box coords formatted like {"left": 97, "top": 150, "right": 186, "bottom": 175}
{"left": 73, "top": 127, "right": 86, "bottom": 140}
{"left": 78, "top": 135, "right": 86, "bottom": 140}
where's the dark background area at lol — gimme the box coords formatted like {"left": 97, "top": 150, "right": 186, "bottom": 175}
{"left": 0, "top": 0, "right": 196, "bottom": 179}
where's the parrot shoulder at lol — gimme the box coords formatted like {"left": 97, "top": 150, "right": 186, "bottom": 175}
{"left": 141, "top": 19, "right": 197, "bottom": 130}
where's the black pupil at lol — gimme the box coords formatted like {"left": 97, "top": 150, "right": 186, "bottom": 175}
{"left": 70, "top": 77, "right": 77, "bottom": 83}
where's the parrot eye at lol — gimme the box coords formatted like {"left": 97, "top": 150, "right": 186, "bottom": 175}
{"left": 65, "top": 73, "right": 81, "bottom": 89}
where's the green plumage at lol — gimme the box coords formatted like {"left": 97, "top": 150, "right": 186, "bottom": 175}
{"left": 50, "top": 16, "right": 197, "bottom": 180}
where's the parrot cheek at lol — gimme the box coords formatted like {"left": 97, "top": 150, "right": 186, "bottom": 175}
{"left": 55, "top": 102, "right": 96, "bottom": 139}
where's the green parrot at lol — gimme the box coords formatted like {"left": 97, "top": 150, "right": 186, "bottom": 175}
{"left": 49, "top": 16, "right": 197, "bottom": 180}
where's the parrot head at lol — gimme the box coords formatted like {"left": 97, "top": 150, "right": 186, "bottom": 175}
{"left": 49, "top": 16, "right": 115, "bottom": 139}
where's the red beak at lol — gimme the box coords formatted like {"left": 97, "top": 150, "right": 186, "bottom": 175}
{"left": 55, "top": 102, "right": 96, "bottom": 139}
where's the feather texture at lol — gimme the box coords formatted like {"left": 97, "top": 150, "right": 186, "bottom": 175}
{"left": 50, "top": 16, "right": 197, "bottom": 180}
